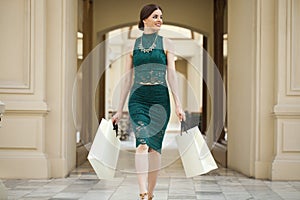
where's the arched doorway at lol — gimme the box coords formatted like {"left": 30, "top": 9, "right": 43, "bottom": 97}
{"left": 76, "top": 0, "right": 227, "bottom": 169}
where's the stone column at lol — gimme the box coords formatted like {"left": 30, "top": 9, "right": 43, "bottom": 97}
{"left": 45, "top": 0, "right": 78, "bottom": 177}
{"left": 212, "top": 0, "right": 227, "bottom": 167}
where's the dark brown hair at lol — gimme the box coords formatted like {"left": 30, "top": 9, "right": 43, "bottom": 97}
{"left": 138, "top": 4, "right": 163, "bottom": 31}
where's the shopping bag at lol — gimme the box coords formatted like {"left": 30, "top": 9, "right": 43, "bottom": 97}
{"left": 176, "top": 122, "right": 218, "bottom": 178}
{"left": 88, "top": 118, "right": 121, "bottom": 179}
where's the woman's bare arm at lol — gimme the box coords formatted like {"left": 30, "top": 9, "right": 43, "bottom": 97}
{"left": 112, "top": 45, "right": 134, "bottom": 123}
{"left": 164, "top": 37, "right": 185, "bottom": 121}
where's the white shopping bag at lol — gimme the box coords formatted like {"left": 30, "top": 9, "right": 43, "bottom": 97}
{"left": 88, "top": 118, "right": 121, "bottom": 179}
{"left": 176, "top": 125, "right": 218, "bottom": 178}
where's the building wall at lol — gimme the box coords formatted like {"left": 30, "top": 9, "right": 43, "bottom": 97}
{"left": 0, "top": 0, "right": 299, "bottom": 180}
{"left": 272, "top": 0, "right": 300, "bottom": 180}
{"left": 228, "top": 0, "right": 300, "bottom": 180}
{"left": 0, "top": 0, "right": 77, "bottom": 178}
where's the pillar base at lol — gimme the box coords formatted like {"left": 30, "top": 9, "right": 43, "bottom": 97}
{"left": 0, "top": 152, "right": 49, "bottom": 179}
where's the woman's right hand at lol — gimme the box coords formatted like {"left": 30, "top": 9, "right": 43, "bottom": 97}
{"left": 111, "top": 111, "right": 122, "bottom": 124}
{"left": 176, "top": 106, "right": 186, "bottom": 122}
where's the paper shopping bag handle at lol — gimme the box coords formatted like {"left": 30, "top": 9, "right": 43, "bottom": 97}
{"left": 113, "top": 122, "right": 118, "bottom": 137}
{"left": 180, "top": 121, "right": 188, "bottom": 135}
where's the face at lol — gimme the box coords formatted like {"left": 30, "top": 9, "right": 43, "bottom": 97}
{"left": 143, "top": 9, "right": 163, "bottom": 32}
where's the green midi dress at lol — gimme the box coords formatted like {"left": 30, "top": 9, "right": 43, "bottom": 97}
{"left": 128, "top": 32, "right": 171, "bottom": 154}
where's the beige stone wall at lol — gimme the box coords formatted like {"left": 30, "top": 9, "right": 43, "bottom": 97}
{"left": 0, "top": 0, "right": 299, "bottom": 180}
{"left": 0, "top": 0, "right": 77, "bottom": 178}
{"left": 228, "top": 0, "right": 300, "bottom": 180}
{"left": 0, "top": 0, "right": 49, "bottom": 178}
{"left": 272, "top": 0, "right": 300, "bottom": 180}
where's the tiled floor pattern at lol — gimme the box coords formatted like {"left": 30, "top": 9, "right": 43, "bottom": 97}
{"left": 2, "top": 133, "right": 300, "bottom": 200}
{"left": 2, "top": 160, "right": 300, "bottom": 200}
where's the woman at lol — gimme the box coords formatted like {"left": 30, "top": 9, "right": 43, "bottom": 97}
{"left": 112, "top": 4, "right": 185, "bottom": 200}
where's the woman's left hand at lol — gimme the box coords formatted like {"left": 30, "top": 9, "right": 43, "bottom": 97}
{"left": 176, "top": 106, "right": 186, "bottom": 122}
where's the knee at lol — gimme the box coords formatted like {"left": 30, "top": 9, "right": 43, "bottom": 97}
{"left": 136, "top": 144, "right": 149, "bottom": 153}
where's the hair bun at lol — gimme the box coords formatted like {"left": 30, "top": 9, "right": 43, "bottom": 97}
{"left": 138, "top": 21, "right": 144, "bottom": 30}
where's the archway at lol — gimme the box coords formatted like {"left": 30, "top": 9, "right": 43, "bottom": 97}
{"left": 76, "top": 0, "right": 227, "bottom": 169}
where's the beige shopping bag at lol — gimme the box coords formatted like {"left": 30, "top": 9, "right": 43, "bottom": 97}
{"left": 88, "top": 118, "right": 121, "bottom": 179}
{"left": 176, "top": 124, "right": 218, "bottom": 178}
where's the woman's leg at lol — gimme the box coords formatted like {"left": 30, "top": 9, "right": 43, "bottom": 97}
{"left": 135, "top": 144, "right": 149, "bottom": 196}
{"left": 147, "top": 148, "right": 161, "bottom": 198}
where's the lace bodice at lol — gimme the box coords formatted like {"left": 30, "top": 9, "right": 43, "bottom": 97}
{"left": 132, "top": 33, "right": 167, "bottom": 86}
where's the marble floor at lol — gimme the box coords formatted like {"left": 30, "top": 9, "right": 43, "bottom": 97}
{"left": 1, "top": 134, "right": 300, "bottom": 200}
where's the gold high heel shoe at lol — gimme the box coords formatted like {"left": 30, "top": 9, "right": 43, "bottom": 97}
{"left": 139, "top": 192, "right": 148, "bottom": 200}
{"left": 148, "top": 194, "right": 154, "bottom": 200}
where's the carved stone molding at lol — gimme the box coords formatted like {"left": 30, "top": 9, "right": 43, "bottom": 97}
{"left": 287, "top": 0, "right": 300, "bottom": 95}
{"left": 0, "top": 0, "right": 32, "bottom": 93}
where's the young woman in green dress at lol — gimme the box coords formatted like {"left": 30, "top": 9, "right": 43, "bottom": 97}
{"left": 112, "top": 4, "right": 185, "bottom": 200}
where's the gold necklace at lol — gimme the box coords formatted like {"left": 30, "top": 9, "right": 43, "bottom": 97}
{"left": 138, "top": 34, "right": 158, "bottom": 53}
